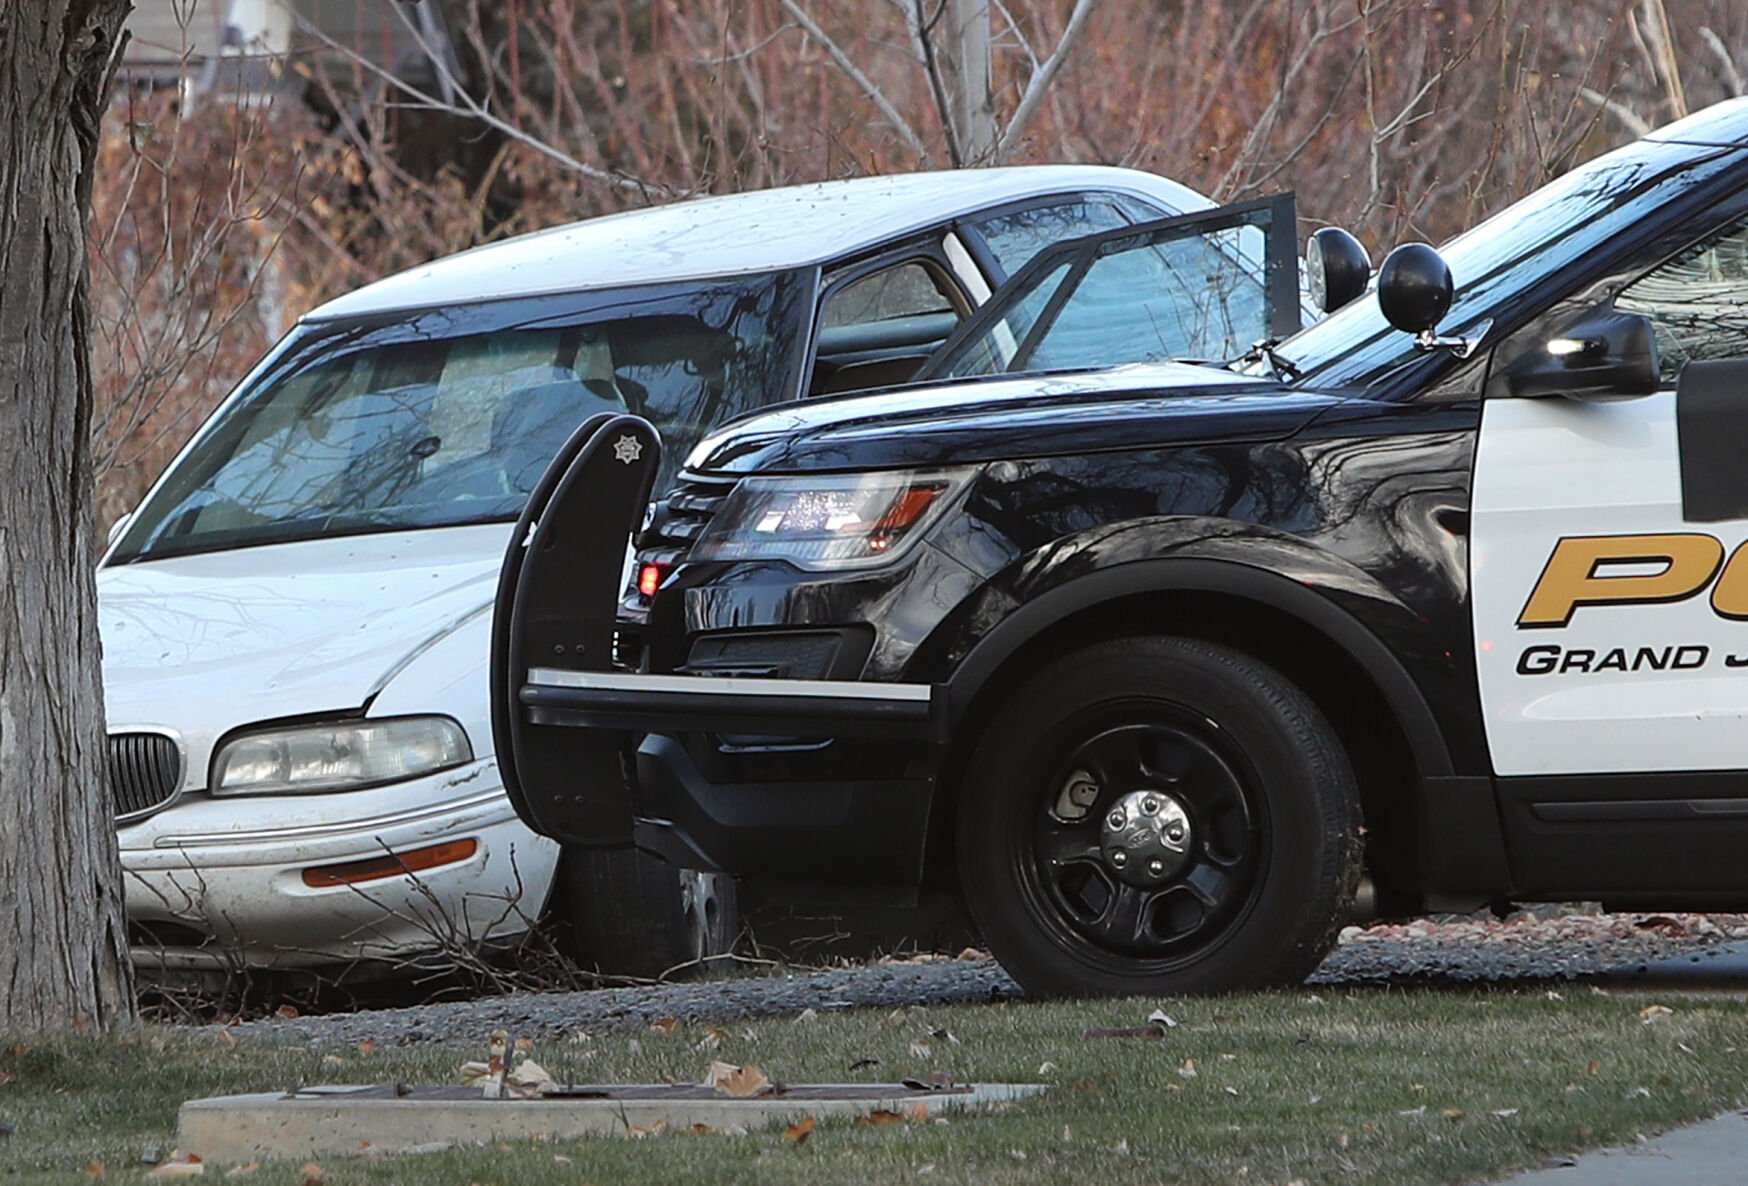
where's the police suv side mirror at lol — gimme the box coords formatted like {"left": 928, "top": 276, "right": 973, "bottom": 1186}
{"left": 1306, "top": 227, "right": 1370, "bottom": 314}
{"left": 1499, "top": 306, "right": 1660, "bottom": 400}
{"left": 1377, "top": 242, "right": 1453, "bottom": 337}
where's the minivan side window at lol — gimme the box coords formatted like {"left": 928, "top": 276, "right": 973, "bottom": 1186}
{"left": 968, "top": 199, "right": 1140, "bottom": 280}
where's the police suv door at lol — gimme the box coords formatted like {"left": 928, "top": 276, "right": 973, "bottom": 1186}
{"left": 1472, "top": 210, "right": 1748, "bottom": 898}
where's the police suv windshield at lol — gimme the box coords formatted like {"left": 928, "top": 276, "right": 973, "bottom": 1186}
{"left": 1274, "top": 138, "right": 1745, "bottom": 389}
{"left": 110, "top": 273, "right": 809, "bottom": 564}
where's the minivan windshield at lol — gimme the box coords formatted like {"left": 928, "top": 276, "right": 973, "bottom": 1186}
{"left": 110, "top": 273, "right": 810, "bottom": 564}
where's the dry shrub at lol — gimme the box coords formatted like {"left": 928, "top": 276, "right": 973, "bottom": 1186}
{"left": 90, "top": 0, "right": 1748, "bottom": 520}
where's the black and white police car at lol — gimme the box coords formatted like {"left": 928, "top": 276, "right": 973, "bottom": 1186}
{"left": 493, "top": 97, "right": 1748, "bottom": 997}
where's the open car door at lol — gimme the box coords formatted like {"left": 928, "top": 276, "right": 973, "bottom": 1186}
{"left": 918, "top": 193, "right": 1303, "bottom": 383}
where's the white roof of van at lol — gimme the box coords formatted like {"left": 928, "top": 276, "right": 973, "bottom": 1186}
{"left": 305, "top": 166, "right": 1210, "bottom": 321}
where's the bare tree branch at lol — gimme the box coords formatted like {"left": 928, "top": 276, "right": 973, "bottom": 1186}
{"left": 777, "top": 0, "right": 935, "bottom": 165}
{"left": 1700, "top": 26, "right": 1745, "bottom": 98}
{"left": 1579, "top": 85, "right": 1652, "bottom": 135}
{"left": 995, "top": 0, "right": 1099, "bottom": 161}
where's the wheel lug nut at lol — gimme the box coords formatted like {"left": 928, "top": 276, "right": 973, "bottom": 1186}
{"left": 1141, "top": 796, "right": 1159, "bottom": 815}
{"left": 1106, "top": 809, "right": 1126, "bottom": 829}
{"left": 1110, "top": 850, "right": 1129, "bottom": 867}
{"left": 1166, "top": 825, "right": 1185, "bottom": 843}
{"left": 1148, "top": 858, "right": 1165, "bottom": 877}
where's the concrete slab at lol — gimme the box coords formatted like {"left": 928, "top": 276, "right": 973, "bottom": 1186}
{"left": 178, "top": 1081, "right": 1046, "bottom": 1162}
{"left": 1496, "top": 1111, "right": 1748, "bottom": 1185}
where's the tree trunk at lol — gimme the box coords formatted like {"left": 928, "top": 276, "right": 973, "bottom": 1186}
{"left": 0, "top": 0, "right": 135, "bottom": 1034}
{"left": 942, "top": 0, "right": 996, "bottom": 165}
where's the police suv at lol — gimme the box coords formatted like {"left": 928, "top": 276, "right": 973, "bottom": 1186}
{"left": 494, "top": 98, "right": 1748, "bottom": 997}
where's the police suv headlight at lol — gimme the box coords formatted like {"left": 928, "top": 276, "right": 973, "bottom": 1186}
{"left": 210, "top": 716, "right": 472, "bottom": 797}
{"left": 690, "top": 468, "right": 974, "bottom": 571}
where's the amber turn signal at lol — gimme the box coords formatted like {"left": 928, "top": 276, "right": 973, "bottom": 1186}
{"left": 301, "top": 838, "right": 478, "bottom": 888}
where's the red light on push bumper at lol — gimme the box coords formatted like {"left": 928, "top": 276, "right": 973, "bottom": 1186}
{"left": 638, "top": 563, "right": 668, "bottom": 598}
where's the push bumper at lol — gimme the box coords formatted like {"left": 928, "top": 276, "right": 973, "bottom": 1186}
{"left": 517, "top": 668, "right": 945, "bottom": 885}
{"left": 520, "top": 667, "right": 947, "bottom": 740}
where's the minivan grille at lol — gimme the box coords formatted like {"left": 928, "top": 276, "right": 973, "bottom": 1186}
{"left": 109, "top": 732, "right": 183, "bottom": 821}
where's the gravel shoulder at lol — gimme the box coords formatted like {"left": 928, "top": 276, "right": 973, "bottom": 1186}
{"left": 229, "top": 911, "right": 1748, "bottom": 1049}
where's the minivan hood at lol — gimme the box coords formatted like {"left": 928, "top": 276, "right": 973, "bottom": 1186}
{"left": 686, "top": 363, "right": 1334, "bottom": 474}
{"left": 99, "top": 524, "right": 510, "bottom": 786}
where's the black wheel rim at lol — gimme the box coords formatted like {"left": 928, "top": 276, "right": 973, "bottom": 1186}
{"left": 1022, "top": 702, "right": 1265, "bottom": 964}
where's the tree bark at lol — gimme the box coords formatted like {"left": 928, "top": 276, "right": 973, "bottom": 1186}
{"left": 0, "top": 0, "right": 135, "bottom": 1034}
{"left": 941, "top": 0, "right": 996, "bottom": 165}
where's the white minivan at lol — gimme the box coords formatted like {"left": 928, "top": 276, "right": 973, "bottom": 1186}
{"left": 98, "top": 166, "right": 1215, "bottom": 981}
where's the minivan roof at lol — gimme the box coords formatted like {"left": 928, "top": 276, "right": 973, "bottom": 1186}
{"left": 303, "top": 166, "right": 1210, "bottom": 322}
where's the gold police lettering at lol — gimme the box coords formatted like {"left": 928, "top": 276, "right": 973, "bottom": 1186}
{"left": 1516, "top": 532, "right": 1748, "bottom": 627}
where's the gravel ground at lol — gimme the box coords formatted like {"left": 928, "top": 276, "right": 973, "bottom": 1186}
{"left": 227, "top": 911, "right": 1748, "bottom": 1050}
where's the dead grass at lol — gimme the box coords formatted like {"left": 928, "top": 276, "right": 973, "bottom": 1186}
{"left": 3, "top": 986, "right": 1746, "bottom": 1184}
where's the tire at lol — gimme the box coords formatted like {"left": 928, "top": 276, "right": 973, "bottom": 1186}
{"left": 550, "top": 847, "right": 738, "bottom": 979}
{"left": 957, "top": 636, "right": 1361, "bottom": 998}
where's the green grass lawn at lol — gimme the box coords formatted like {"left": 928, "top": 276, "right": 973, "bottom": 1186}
{"left": 2, "top": 987, "right": 1745, "bottom": 1185}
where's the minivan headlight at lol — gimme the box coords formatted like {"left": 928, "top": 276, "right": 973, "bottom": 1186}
{"left": 210, "top": 716, "right": 472, "bottom": 796}
{"left": 690, "top": 468, "right": 973, "bottom": 571}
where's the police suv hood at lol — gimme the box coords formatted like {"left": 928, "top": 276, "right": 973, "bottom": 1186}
{"left": 99, "top": 523, "right": 509, "bottom": 792}
{"left": 686, "top": 362, "right": 1342, "bottom": 474}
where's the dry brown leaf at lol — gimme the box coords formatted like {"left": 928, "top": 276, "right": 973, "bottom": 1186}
{"left": 297, "top": 1165, "right": 323, "bottom": 1182}
{"left": 908, "top": 1040, "right": 932, "bottom": 1059}
{"left": 696, "top": 1026, "right": 727, "bottom": 1052}
{"left": 649, "top": 1017, "right": 683, "bottom": 1036}
{"left": 355, "top": 1041, "right": 376, "bottom": 1057}
{"left": 86, "top": 1162, "right": 105, "bottom": 1180}
{"left": 1584, "top": 1059, "right": 1600, "bottom": 1076}
{"left": 904, "top": 1102, "right": 932, "bottom": 1123}
{"left": 857, "top": 1110, "right": 905, "bottom": 1127}
{"left": 1640, "top": 1004, "right": 1674, "bottom": 1025}
{"left": 506, "top": 1059, "right": 555, "bottom": 1093}
{"left": 1441, "top": 1108, "right": 1465, "bottom": 1121}
{"left": 705, "top": 1061, "right": 771, "bottom": 1098}
{"left": 273, "top": 1004, "right": 298, "bottom": 1020}
{"left": 783, "top": 1116, "right": 816, "bottom": 1145}
{"left": 1177, "top": 1057, "right": 1198, "bottom": 1079}
{"left": 149, "top": 1156, "right": 205, "bottom": 1179}
{"left": 223, "top": 1163, "right": 259, "bottom": 1178}
{"left": 458, "top": 1060, "right": 493, "bottom": 1085}
{"left": 691, "top": 1123, "right": 715, "bottom": 1135}
{"left": 627, "top": 1119, "right": 668, "bottom": 1139}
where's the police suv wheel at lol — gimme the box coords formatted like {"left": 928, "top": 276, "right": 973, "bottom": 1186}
{"left": 957, "top": 637, "right": 1361, "bottom": 998}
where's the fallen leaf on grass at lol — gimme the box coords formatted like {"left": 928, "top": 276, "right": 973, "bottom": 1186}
{"left": 1441, "top": 1108, "right": 1465, "bottom": 1121}
{"left": 1036, "top": 1061, "right": 1057, "bottom": 1075}
{"left": 784, "top": 1117, "right": 816, "bottom": 1145}
{"left": 1147, "top": 1009, "right": 1180, "bottom": 1029}
{"left": 223, "top": 1164, "right": 259, "bottom": 1178}
{"left": 297, "top": 1165, "right": 322, "bottom": 1182}
{"left": 691, "top": 1123, "right": 715, "bottom": 1135}
{"left": 505, "top": 1059, "right": 555, "bottom": 1097}
{"left": 649, "top": 1017, "right": 683, "bottom": 1036}
{"left": 858, "top": 1110, "right": 906, "bottom": 1128}
{"left": 552, "top": 1155, "right": 572, "bottom": 1164}
{"left": 696, "top": 1027, "right": 727, "bottom": 1052}
{"left": 908, "top": 1040, "right": 932, "bottom": 1059}
{"left": 1397, "top": 1105, "right": 1426, "bottom": 1116}
{"left": 1177, "top": 1058, "right": 1198, "bottom": 1079}
{"left": 1583, "top": 1059, "right": 1600, "bottom": 1076}
{"left": 905, "top": 1103, "right": 932, "bottom": 1124}
{"left": 274, "top": 1004, "right": 299, "bottom": 1020}
{"left": 1491, "top": 1108, "right": 1520, "bottom": 1119}
{"left": 627, "top": 1119, "right": 668, "bottom": 1139}
{"left": 355, "top": 1040, "right": 377, "bottom": 1057}
{"left": 149, "top": 1154, "right": 205, "bottom": 1178}
{"left": 1640, "top": 1004, "right": 1674, "bottom": 1025}
{"left": 705, "top": 1061, "right": 771, "bottom": 1098}
{"left": 86, "top": 1162, "right": 105, "bottom": 1180}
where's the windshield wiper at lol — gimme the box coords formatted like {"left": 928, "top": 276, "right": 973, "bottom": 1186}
{"left": 1232, "top": 339, "right": 1302, "bottom": 382}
